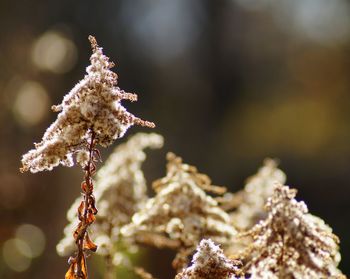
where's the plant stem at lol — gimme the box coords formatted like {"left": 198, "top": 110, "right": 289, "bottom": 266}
{"left": 75, "top": 130, "right": 97, "bottom": 278}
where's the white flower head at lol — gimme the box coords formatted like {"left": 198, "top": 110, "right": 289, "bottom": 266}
{"left": 122, "top": 153, "right": 236, "bottom": 271}
{"left": 176, "top": 239, "right": 241, "bottom": 279}
{"left": 21, "top": 36, "right": 154, "bottom": 173}
{"left": 230, "top": 158, "right": 287, "bottom": 231}
{"left": 240, "top": 184, "right": 345, "bottom": 278}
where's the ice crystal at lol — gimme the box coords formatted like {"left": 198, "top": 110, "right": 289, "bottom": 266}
{"left": 239, "top": 184, "right": 345, "bottom": 279}
{"left": 57, "top": 133, "right": 163, "bottom": 260}
{"left": 122, "top": 153, "right": 236, "bottom": 271}
{"left": 175, "top": 239, "right": 242, "bottom": 279}
{"left": 20, "top": 36, "right": 154, "bottom": 173}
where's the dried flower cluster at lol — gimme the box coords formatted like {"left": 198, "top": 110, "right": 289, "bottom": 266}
{"left": 218, "top": 159, "right": 287, "bottom": 255}
{"left": 239, "top": 184, "right": 345, "bottom": 279}
{"left": 92, "top": 133, "right": 163, "bottom": 258}
{"left": 20, "top": 36, "right": 154, "bottom": 173}
{"left": 20, "top": 36, "right": 155, "bottom": 279}
{"left": 57, "top": 133, "right": 163, "bottom": 270}
{"left": 175, "top": 239, "right": 242, "bottom": 279}
{"left": 221, "top": 158, "right": 286, "bottom": 231}
{"left": 20, "top": 34, "right": 346, "bottom": 279}
{"left": 122, "top": 153, "right": 236, "bottom": 271}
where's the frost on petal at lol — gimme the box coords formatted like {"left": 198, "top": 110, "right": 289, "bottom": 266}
{"left": 20, "top": 36, "right": 154, "bottom": 173}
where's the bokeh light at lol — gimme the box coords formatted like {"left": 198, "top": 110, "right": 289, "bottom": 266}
{"left": 31, "top": 31, "right": 77, "bottom": 73}
{"left": 13, "top": 81, "right": 50, "bottom": 127}
{"left": 15, "top": 224, "right": 46, "bottom": 258}
{"left": 2, "top": 239, "right": 31, "bottom": 272}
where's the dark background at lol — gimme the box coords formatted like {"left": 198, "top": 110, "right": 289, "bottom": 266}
{"left": 0, "top": 0, "right": 349, "bottom": 278}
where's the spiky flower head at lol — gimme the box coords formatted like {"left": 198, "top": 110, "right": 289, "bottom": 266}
{"left": 175, "top": 239, "right": 242, "bottom": 279}
{"left": 223, "top": 158, "right": 286, "bottom": 231}
{"left": 20, "top": 36, "right": 154, "bottom": 173}
{"left": 122, "top": 153, "right": 236, "bottom": 270}
{"left": 240, "top": 184, "right": 345, "bottom": 279}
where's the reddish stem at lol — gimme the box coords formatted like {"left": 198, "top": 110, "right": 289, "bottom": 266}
{"left": 67, "top": 131, "right": 98, "bottom": 279}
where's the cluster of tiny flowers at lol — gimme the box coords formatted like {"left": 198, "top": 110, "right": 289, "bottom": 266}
{"left": 57, "top": 133, "right": 163, "bottom": 261}
{"left": 225, "top": 158, "right": 286, "bottom": 231}
{"left": 121, "top": 153, "right": 236, "bottom": 270}
{"left": 176, "top": 239, "right": 242, "bottom": 279}
{"left": 240, "top": 184, "right": 345, "bottom": 279}
{"left": 20, "top": 36, "right": 154, "bottom": 173}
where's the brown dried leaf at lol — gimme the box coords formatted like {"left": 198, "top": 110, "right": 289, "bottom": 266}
{"left": 88, "top": 196, "right": 98, "bottom": 215}
{"left": 86, "top": 210, "right": 96, "bottom": 225}
{"left": 81, "top": 181, "right": 88, "bottom": 192}
{"left": 65, "top": 256, "right": 88, "bottom": 279}
{"left": 74, "top": 222, "right": 87, "bottom": 241}
{"left": 80, "top": 254, "right": 88, "bottom": 279}
{"left": 65, "top": 264, "right": 75, "bottom": 279}
{"left": 74, "top": 223, "right": 82, "bottom": 240}
{"left": 84, "top": 233, "right": 97, "bottom": 252}
{"left": 78, "top": 201, "right": 85, "bottom": 221}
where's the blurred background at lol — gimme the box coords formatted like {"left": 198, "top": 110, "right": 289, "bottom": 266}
{"left": 0, "top": 0, "right": 350, "bottom": 278}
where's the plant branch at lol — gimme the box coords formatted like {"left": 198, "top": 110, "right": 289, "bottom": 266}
{"left": 66, "top": 130, "right": 99, "bottom": 279}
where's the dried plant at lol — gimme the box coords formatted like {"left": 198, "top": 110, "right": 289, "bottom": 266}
{"left": 20, "top": 36, "right": 154, "bottom": 174}
{"left": 57, "top": 132, "right": 163, "bottom": 278}
{"left": 175, "top": 239, "right": 242, "bottom": 279}
{"left": 238, "top": 183, "right": 345, "bottom": 279}
{"left": 217, "top": 159, "right": 287, "bottom": 255}
{"left": 20, "top": 36, "right": 154, "bottom": 279}
{"left": 220, "top": 158, "right": 286, "bottom": 231}
{"left": 122, "top": 152, "right": 236, "bottom": 271}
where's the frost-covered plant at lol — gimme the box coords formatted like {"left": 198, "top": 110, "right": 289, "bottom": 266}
{"left": 122, "top": 153, "right": 236, "bottom": 271}
{"left": 20, "top": 36, "right": 154, "bottom": 279}
{"left": 238, "top": 184, "right": 345, "bottom": 279}
{"left": 20, "top": 36, "right": 154, "bottom": 173}
{"left": 175, "top": 239, "right": 242, "bottom": 279}
{"left": 57, "top": 133, "right": 163, "bottom": 277}
{"left": 219, "top": 159, "right": 287, "bottom": 255}
{"left": 220, "top": 158, "right": 286, "bottom": 231}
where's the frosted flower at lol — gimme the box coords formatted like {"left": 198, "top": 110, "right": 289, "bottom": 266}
{"left": 20, "top": 36, "right": 154, "bottom": 173}
{"left": 224, "top": 158, "right": 286, "bottom": 231}
{"left": 56, "top": 133, "right": 163, "bottom": 258}
{"left": 175, "top": 239, "right": 242, "bottom": 279}
{"left": 122, "top": 153, "right": 236, "bottom": 271}
{"left": 239, "top": 184, "right": 345, "bottom": 279}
